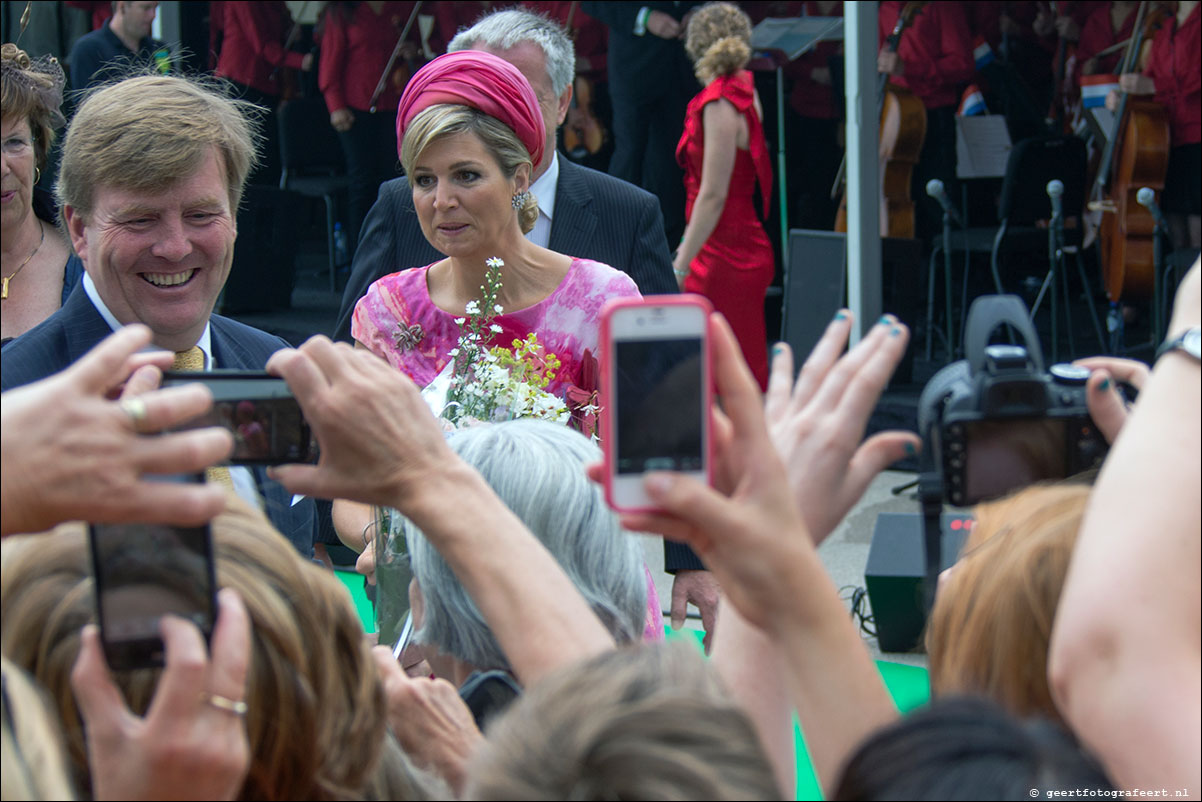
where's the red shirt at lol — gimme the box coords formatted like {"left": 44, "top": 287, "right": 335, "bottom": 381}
{"left": 1144, "top": 4, "right": 1201, "bottom": 146}
{"left": 319, "top": 1, "right": 429, "bottom": 114}
{"left": 1076, "top": 3, "right": 1136, "bottom": 75}
{"left": 214, "top": 1, "right": 305, "bottom": 97}
{"left": 783, "top": 1, "right": 843, "bottom": 120}
{"left": 879, "top": 1, "right": 974, "bottom": 110}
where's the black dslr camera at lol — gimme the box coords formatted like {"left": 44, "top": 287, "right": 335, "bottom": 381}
{"left": 918, "top": 294, "right": 1108, "bottom": 508}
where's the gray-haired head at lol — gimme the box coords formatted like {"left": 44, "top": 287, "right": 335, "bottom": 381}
{"left": 403, "top": 419, "right": 647, "bottom": 672}
{"left": 447, "top": 8, "right": 575, "bottom": 98}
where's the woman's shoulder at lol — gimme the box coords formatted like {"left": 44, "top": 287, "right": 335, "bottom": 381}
{"left": 563, "top": 258, "right": 641, "bottom": 297}
{"left": 710, "top": 71, "right": 756, "bottom": 110}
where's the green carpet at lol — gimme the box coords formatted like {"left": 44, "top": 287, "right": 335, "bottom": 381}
{"left": 337, "top": 570, "right": 930, "bottom": 800}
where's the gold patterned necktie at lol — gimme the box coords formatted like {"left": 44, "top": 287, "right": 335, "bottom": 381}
{"left": 172, "top": 347, "right": 234, "bottom": 490}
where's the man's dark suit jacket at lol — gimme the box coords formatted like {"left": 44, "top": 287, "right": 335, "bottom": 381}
{"left": 332, "top": 157, "right": 679, "bottom": 345}
{"left": 331, "top": 157, "right": 703, "bottom": 573}
{"left": 1, "top": 285, "right": 318, "bottom": 556}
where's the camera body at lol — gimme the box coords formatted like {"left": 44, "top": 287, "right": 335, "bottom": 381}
{"left": 919, "top": 295, "right": 1108, "bottom": 507}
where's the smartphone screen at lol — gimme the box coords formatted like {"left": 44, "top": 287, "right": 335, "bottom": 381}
{"left": 614, "top": 337, "right": 705, "bottom": 474}
{"left": 603, "top": 297, "right": 710, "bottom": 510}
{"left": 89, "top": 491, "right": 216, "bottom": 670}
{"left": 162, "top": 371, "right": 314, "bottom": 465}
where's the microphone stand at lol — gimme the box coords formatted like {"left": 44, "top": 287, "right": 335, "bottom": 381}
{"left": 1150, "top": 203, "right": 1168, "bottom": 343}
{"left": 1031, "top": 203, "right": 1066, "bottom": 361}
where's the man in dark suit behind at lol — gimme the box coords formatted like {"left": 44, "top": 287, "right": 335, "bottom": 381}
{"left": 1, "top": 74, "right": 316, "bottom": 555}
{"left": 332, "top": 7, "right": 720, "bottom": 640}
{"left": 583, "top": 1, "right": 702, "bottom": 247}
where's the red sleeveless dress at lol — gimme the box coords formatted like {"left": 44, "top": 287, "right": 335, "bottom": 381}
{"left": 676, "top": 70, "right": 775, "bottom": 388}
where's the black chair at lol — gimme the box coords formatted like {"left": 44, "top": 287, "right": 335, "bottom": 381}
{"left": 926, "top": 135, "right": 1106, "bottom": 362}
{"left": 278, "top": 96, "right": 351, "bottom": 292}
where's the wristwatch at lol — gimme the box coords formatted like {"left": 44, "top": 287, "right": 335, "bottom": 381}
{"left": 1156, "top": 326, "right": 1201, "bottom": 362}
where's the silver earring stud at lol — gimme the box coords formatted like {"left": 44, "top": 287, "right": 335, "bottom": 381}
{"left": 512, "top": 190, "right": 531, "bottom": 210}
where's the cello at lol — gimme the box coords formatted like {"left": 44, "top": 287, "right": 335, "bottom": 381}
{"left": 1089, "top": 0, "right": 1170, "bottom": 302}
{"left": 833, "top": 2, "right": 927, "bottom": 239}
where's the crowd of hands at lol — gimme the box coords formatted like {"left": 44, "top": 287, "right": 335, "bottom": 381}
{"left": 1, "top": 261, "right": 1197, "bottom": 799}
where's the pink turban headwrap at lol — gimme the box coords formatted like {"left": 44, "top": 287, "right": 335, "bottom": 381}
{"left": 396, "top": 50, "right": 545, "bottom": 169}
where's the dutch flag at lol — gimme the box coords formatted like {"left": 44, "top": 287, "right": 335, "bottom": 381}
{"left": 1081, "top": 74, "right": 1119, "bottom": 108}
{"left": 973, "top": 36, "right": 994, "bottom": 70}
{"left": 958, "top": 85, "right": 987, "bottom": 116}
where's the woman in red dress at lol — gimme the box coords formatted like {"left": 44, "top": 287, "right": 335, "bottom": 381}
{"left": 673, "top": 1, "right": 775, "bottom": 389}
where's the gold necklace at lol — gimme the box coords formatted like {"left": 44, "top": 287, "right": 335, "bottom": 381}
{"left": 2, "top": 221, "right": 45, "bottom": 301}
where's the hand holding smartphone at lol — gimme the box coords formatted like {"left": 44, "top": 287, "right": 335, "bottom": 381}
{"left": 600, "top": 295, "right": 713, "bottom": 512}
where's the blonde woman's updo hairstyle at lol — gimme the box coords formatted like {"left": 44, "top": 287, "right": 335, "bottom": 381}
{"left": 400, "top": 103, "right": 540, "bottom": 235}
{"left": 685, "top": 2, "right": 754, "bottom": 84}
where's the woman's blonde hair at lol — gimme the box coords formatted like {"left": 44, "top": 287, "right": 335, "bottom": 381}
{"left": 685, "top": 2, "right": 753, "bottom": 84}
{"left": 1, "top": 657, "right": 77, "bottom": 801}
{"left": 0, "top": 500, "right": 432, "bottom": 800}
{"left": 926, "top": 483, "right": 1091, "bottom": 724}
{"left": 399, "top": 104, "right": 539, "bottom": 234}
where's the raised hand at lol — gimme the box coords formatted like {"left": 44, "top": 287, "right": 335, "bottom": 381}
{"left": 764, "top": 312, "right": 919, "bottom": 545}
{"left": 1, "top": 325, "right": 232, "bottom": 535}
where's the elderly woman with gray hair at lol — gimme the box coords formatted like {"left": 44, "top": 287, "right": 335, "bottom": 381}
{"left": 399, "top": 419, "right": 650, "bottom": 710}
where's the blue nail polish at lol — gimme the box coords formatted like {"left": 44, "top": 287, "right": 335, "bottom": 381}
{"left": 1098, "top": 377, "right": 1110, "bottom": 391}
{"left": 771, "top": 343, "right": 784, "bottom": 355}
{"left": 878, "top": 315, "right": 891, "bottom": 325}
{"left": 904, "top": 441, "right": 916, "bottom": 456}
{"left": 834, "top": 311, "right": 847, "bottom": 321}
{"left": 891, "top": 326, "right": 902, "bottom": 337}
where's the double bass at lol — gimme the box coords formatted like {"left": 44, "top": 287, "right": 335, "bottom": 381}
{"left": 1090, "top": 0, "right": 1170, "bottom": 302}
{"left": 833, "top": 2, "right": 927, "bottom": 239}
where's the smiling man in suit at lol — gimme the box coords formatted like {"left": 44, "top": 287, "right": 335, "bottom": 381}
{"left": 332, "top": 8, "right": 718, "bottom": 640}
{"left": 1, "top": 74, "right": 317, "bottom": 556}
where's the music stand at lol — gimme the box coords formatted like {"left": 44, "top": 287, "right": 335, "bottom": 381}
{"left": 750, "top": 15, "right": 843, "bottom": 266}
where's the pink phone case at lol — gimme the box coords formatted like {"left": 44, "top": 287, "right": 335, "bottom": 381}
{"left": 599, "top": 293, "right": 714, "bottom": 513}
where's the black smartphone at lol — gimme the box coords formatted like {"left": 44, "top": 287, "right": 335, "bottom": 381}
{"left": 162, "top": 370, "right": 315, "bottom": 465}
{"left": 89, "top": 479, "right": 217, "bottom": 671}
{"left": 458, "top": 669, "right": 522, "bottom": 729}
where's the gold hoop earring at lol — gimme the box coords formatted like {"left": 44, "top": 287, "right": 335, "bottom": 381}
{"left": 34, "top": 167, "right": 41, "bottom": 184}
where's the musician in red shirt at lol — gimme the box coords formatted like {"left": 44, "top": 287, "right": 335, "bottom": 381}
{"left": 1076, "top": 1, "right": 1137, "bottom": 75}
{"left": 318, "top": 1, "right": 435, "bottom": 260}
{"left": 877, "top": 1, "right": 974, "bottom": 245}
{"left": 213, "top": 1, "right": 312, "bottom": 186}
{"left": 1112, "top": 0, "right": 1200, "bottom": 250}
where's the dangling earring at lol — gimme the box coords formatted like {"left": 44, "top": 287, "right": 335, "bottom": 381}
{"left": 511, "top": 190, "right": 531, "bottom": 210}
{"left": 34, "top": 166, "right": 41, "bottom": 184}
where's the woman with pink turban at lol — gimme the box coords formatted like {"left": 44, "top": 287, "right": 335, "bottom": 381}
{"left": 350, "top": 50, "right": 640, "bottom": 400}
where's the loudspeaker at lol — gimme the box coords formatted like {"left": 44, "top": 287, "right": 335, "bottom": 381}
{"left": 864, "top": 511, "right": 972, "bottom": 653}
{"left": 781, "top": 229, "right": 846, "bottom": 367}
{"left": 780, "top": 231, "right": 922, "bottom": 384}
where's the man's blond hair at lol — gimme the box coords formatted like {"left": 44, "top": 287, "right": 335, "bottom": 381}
{"left": 56, "top": 74, "right": 260, "bottom": 220}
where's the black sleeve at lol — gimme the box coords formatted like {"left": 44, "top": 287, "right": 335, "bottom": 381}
{"left": 664, "top": 539, "right": 707, "bottom": 573}
{"left": 582, "top": 1, "right": 643, "bottom": 33}
{"left": 627, "top": 190, "right": 680, "bottom": 296}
